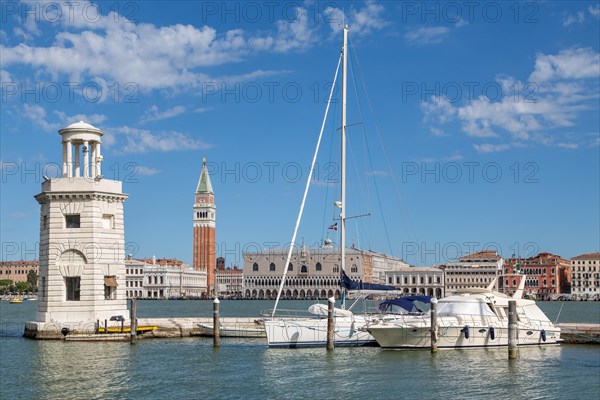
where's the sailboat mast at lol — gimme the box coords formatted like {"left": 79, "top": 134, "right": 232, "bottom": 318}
{"left": 340, "top": 25, "right": 348, "bottom": 290}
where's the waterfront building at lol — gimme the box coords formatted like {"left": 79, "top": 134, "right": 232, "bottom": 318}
{"left": 124, "top": 258, "right": 207, "bottom": 299}
{"left": 193, "top": 157, "right": 216, "bottom": 297}
{"left": 32, "top": 121, "right": 129, "bottom": 323}
{"left": 570, "top": 252, "right": 600, "bottom": 300}
{"left": 502, "top": 252, "right": 571, "bottom": 299}
{"left": 0, "top": 260, "right": 38, "bottom": 283}
{"left": 443, "top": 250, "right": 504, "bottom": 293}
{"left": 384, "top": 266, "right": 445, "bottom": 298}
{"left": 242, "top": 241, "right": 409, "bottom": 299}
{"left": 215, "top": 267, "right": 244, "bottom": 298}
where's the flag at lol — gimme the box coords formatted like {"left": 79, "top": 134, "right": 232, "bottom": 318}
{"left": 328, "top": 223, "right": 338, "bottom": 231}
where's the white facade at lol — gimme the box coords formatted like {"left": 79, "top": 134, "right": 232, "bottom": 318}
{"left": 34, "top": 121, "right": 129, "bottom": 323}
{"left": 571, "top": 252, "right": 600, "bottom": 299}
{"left": 125, "top": 259, "right": 207, "bottom": 299}
{"left": 444, "top": 250, "right": 504, "bottom": 294}
{"left": 243, "top": 243, "right": 409, "bottom": 299}
{"left": 384, "top": 267, "right": 445, "bottom": 298}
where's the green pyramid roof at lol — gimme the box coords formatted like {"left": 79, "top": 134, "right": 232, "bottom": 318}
{"left": 196, "top": 157, "right": 213, "bottom": 194}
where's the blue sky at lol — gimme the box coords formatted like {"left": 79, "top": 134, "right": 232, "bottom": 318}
{"left": 1, "top": 1, "right": 599, "bottom": 267}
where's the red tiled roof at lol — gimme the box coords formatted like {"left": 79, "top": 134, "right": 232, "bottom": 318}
{"left": 572, "top": 252, "right": 600, "bottom": 260}
{"left": 459, "top": 250, "right": 501, "bottom": 261}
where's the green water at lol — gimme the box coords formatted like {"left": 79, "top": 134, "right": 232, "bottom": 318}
{"left": 1, "top": 300, "right": 599, "bottom": 399}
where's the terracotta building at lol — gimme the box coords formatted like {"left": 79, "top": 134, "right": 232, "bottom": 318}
{"left": 502, "top": 252, "right": 571, "bottom": 299}
{"left": 0, "top": 260, "right": 39, "bottom": 283}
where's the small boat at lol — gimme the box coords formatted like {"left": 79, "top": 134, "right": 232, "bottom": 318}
{"left": 97, "top": 325, "right": 158, "bottom": 334}
{"left": 9, "top": 298, "right": 23, "bottom": 304}
{"left": 366, "top": 279, "right": 561, "bottom": 349}
{"left": 197, "top": 322, "right": 266, "bottom": 338}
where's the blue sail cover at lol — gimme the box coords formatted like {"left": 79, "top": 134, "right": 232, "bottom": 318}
{"left": 378, "top": 296, "right": 432, "bottom": 313}
{"left": 341, "top": 270, "right": 396, "bottom": 291}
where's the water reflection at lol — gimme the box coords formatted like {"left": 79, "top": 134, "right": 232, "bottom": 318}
{"left": 31, "top": 341, "right": 130, "bottom": 399}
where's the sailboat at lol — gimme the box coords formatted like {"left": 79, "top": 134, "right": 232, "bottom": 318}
{"left": 264, "top": 26, "right": 398, "bottom": 348}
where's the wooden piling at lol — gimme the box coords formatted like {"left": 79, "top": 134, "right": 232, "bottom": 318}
{"left": 430, "top": 297, "right": 438, "bottom": 353}
{"left": 104, "top": 319, "right": 108, "bottom": 335}
{"left": 326, "top": 297, "right": 335, "bottom": 350}
{"left": 130, "top": 298, "right": 137, "bottom": 344}
{"left": 508, "top": 300, "right": 518, "bottom": 359}
{"left": 213, "top": 298, "right": 220, "bottom": 348}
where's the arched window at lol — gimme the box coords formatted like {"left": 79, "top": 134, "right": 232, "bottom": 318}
{"left": 351, "top": 264, "right": 358, "bottom": 273}
{"left": 333, "top": 264, "right": 339, "bottom": 273}
{"left": 301, "top": 265, "right": 308, "bottom": 273}
{"left": 252, "top": 263, "right": 259, "bottom": 272}
{"left": 316, "top": 262, "right": 322, "bottom": 271}
{"left": 288, "top": 263, "right": 293, "bottom": 271}
{"left": 269, "top": 262, "right": 276, "bottom": 272}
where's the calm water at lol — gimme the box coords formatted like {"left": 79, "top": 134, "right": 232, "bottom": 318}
{"left": 1, "top": 300, "right": 599, "bottom": 399}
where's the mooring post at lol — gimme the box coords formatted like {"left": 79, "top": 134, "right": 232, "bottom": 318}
{"left": 326, "top": 297, "right": 335, "bottom": 350}
{"left": 121, "top": 318, "right": 124, "bottom": 333}
{"left": 104, "top": 319, "right": 108, "bottom": 334}
{"left": 213, "top": 297, "right": 221, "bottom": 348}
{"left": 130, "top": 298, "right": 137, "bottom": 344}
{"left": 95, "top": 319, "right": 99, "bottom": 334}
{"left": 430, "top": 297, "right": 438, "bottom": 353}
{"left": 508, "top": 300, "right": 518, "bottom": 359}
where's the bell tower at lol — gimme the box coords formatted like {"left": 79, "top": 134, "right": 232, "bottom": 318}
{"left": 193, "top": 157, "right": 216, "bottom": 297}
{"left": 32, "top": 121, "right": 129, "bottom": 325}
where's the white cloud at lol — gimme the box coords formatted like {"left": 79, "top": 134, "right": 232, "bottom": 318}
{"left": 421, "top": 95, "right": 457, "bottom": 124}
{"left": 272, "top": 8, "right": 318, "bottom": 52}
{"left": 325, "top": 1, "right": 389, "bottom": 37}
{"left": 562, "top": 11, "right": 585, "bottom": 26}
{"left": 473, "top": 143, "right": 512, "bottom": 154}
{"left": 140, "top": 105, "right": 186, "bottom": 123}
{"left": 529, "top": 48, "right": 600, "bottom": 83}
{"left": 113, "top": 126, "right": 212, "bottom": 154}
{"left": 589, "top": 4, "right": 600, "bottom": 18}
{"left": 422, "top": 48, "right": 600, "bottom": 150}
{"left": 0, "top": 1, "right": 326, "bottom": 93}
{"left": 0, "top": 69, "right": 11, "bottom": 82}
{"left": 405, "top": 27, "right": 450, "bottom": 46}
{"left": 136, "top": 166, "right": 160, "bottom": 176}
{"left": 23, "top": 104, "right": 61, "bottom": 131}
{"left": 429, "top": 127, "right": 448, "bottom": 137}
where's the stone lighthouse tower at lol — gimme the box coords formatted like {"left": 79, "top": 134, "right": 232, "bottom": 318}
{"left": 30, "top": 121, "right": 129, "bottom": 330}
{"left": 193, "top": 157, "right": 216, "bottom": 297}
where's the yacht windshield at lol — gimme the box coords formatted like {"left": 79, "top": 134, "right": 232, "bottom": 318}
{"left": 437, "top": 301, "right": 495, "bottom": 317}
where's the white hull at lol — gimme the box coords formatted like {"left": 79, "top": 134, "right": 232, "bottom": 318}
{"left": 265, "top": 316, "right": 376, "bottom": 348}
{"left": 368, "top": 316, "right": 561, "bottom": 349}
{"left": 197, "top": 323, "right": 266, "bottom": 338}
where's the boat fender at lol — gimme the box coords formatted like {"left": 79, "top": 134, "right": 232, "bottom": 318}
{"left": 61, "top": 327, "right": 70, "bottom": 337}
{"left": 541, "top": 329, "right": 547, "bottom": 342}
{"left": 489, "top": 326, "right": 495, "bottom": 340}
{"left": 461, "top": 325, "right": 469, "bottom": 339}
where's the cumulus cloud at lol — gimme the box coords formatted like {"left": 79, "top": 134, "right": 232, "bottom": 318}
{"left": 421, "top": 48, "right": 600, "bottom": 150}
{"left": 0, "top": 0, "right": 335, "bottom": 93}
{"left": 405, "top": 27, "right": 450, "bottom": 46}
{"left": 562, "top": 11, "right": 586, "bottom": 26}
{"left": 113, "top": 126, "right": 212, "bottom": 154}
{"left": 325, "top": 1, "right": 389, "bottom": 37}
{"left": 136, "top": 166, "right": 160, "bottom": 176}
{"left": 140, "top": 105, "right": 186, "bottom": 123}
